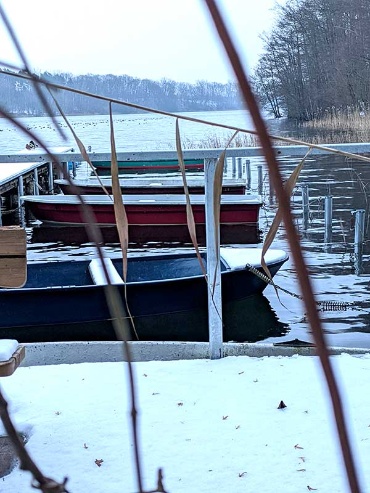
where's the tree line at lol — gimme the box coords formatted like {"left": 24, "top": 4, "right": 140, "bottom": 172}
{"left": 0, "top": 71, "right": 243, "bottom": 116}
{"left": 252, "top": 0, "right": 370, "bottom": 120}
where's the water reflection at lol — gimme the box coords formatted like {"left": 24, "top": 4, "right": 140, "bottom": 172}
{"left": 0, "top": 293, "right": 289, "bottom": 344}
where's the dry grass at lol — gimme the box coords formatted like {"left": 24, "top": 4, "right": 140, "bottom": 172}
{"left": 298, "top": 111, "right": 370, "bottom": 143}
{"left": 183, "top": 132, "right": 259, "bottom": 149}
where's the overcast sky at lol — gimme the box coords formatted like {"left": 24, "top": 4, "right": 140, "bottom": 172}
{"left": 0, "top": 0, "right": 282, "bottom": 83}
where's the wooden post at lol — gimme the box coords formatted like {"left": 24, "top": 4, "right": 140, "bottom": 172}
{"left": 246, "top": 160, "right": 251, "bottom": 190}
{"left": 237, "top": 157, "right": 242, "bottom": 178}
{"left": 205, "top": 158, "right": 223, "bottom": 360}
{"left": 301, "top": 184, "right": 309, "bottom": 230}
{"left": 232, "top": 157, "right": 236, "bottom": 177}
{"left": 63, "top": 162, "right": 69, "bottom": 178}
{"left": 257, "top": 164, "right": 263, "bottom": 195}
{"left": 17, "top": 175, "right": 24, "bottom": 227}
{"left": 48, "top": 162, "right": 54, "bottom": 192}
{"left": 33, "top": 168, "right": 39, "bottom": 195}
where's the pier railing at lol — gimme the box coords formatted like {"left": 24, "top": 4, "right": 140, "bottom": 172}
{"left": 2, "top": 141, "right": 370, "bottom": 164}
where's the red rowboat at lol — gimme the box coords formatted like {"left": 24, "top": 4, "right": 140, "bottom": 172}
{"left": 22, "top": 194, "right": 262, "bottom": 245}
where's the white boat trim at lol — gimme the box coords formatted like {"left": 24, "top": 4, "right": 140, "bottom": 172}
{"left": 220, "top": 247, "right": 289, "bottom": 270}
{"left": 21, "top": 194, "right": 262, "bottom": 205}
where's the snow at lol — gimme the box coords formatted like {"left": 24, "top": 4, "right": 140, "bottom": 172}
{"left": 220, "top": 246, "right": 288, "bottom": 268}
{"left": 0, "top": 340, "right": 19, "bottom": 361}
{"left": 1, "top": 352, "right": 370, "bottom": 492}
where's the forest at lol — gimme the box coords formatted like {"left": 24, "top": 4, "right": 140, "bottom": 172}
{"left": 0, "top": 71, "right": 243, "bottom": 117}
{"left": 251, "top": 0, "right": 370, "bottom": 121}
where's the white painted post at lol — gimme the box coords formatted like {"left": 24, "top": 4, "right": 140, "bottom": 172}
{"left": 204, "top": 158, "right": 224, "bottom": 360}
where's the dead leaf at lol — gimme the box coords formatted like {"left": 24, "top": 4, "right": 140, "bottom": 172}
{"left": 222, "top": 415, "right": 228, "bottom": 420}
{"left": 295, "top": 444, "right": 304, "bottom": 449}
{"left": 83, "top": 443, "right": 88, "bottom": 449}
{"left": 238, "top": 472, "right": 247, "bottom": 477}
{"left": 277, "top": 400, "right": 287, "bottom": 409}
{"left": 95, "top": 459, "right": 104, "bottom": 467}
{"left": 307, "top": 486, "right": 317, "bottom": 491}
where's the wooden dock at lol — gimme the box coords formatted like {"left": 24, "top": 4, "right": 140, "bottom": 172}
{"left": 0, "top": 146, "right": 72, "bottom": 225}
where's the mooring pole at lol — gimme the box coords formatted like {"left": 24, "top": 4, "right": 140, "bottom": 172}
{"left": 324, "top": 195, "right": 333, "bottom": 244}
{"left": 352, "top": 209, "right": 365, "bottom": 275}
{"left": 237, "top": 157, "right": 242, "bottom": 179}
{"left": 257, "top": 164, "right": 263, "bottom": 195}
{"left": 205, "top": 157, "right": 223, "bottom": 360}
{"left": 301, "top": 184, "right": 309, "bottom": 230}
{"left": 33, "top": 168, "right": 39, "bottom": 195}
{"left": 232, "top": 157, "right": 236, "bottom": 177}
{"left": 48, "top": 162, "right": 54, "bottom": 192}
{"left": 246, "top": 159, "right": 251, "bottom": 190}
{"left": 17, "top": 175, "right": 25, "bottom": 227}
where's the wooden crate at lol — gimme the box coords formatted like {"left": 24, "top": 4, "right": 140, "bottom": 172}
{"left": 0, "top": 226, "right": 27, "bottom": 288}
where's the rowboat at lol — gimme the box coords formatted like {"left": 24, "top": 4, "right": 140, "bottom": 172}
{"left": 22, "top": 193, "right": 263, "bottom": 244}
{"left": 54, "top": 177, "right": 247, "bottom": 195}
{"left": 0, "top": 247, "right": 288, "bottom": 343}
{"left": 91, "top": 158, "right": 204, "bottom": 173}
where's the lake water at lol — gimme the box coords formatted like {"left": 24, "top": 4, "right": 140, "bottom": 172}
{"left": 1, "top": 109, "right": 370, "bottom": 348}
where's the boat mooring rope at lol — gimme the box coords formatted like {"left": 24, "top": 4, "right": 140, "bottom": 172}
{"left": 246, "top": 264, "right": 355, "bottom": 312}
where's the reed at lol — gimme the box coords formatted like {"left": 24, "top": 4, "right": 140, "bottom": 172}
{"left": 183, "top": 131, "right": 259, "bottom": 148}
{"left": 298, "top": 110, "right": 370, "bottom": 143}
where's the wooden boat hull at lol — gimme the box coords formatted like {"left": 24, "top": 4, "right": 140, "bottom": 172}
{"left": 91, "top": 159, "right": 204, "bottom": 173}
{"left": 23, "top": 194, "right": 262, "bottom": 244}
{"left": 0, "top": 248, "right": 288, "bottom": 342}
{"left": 30, "top": 224, "right": 261, "bottom": 246}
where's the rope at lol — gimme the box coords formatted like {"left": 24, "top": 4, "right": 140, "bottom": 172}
{"left": 246, "top": 264, "right": 355, "bottom": 312}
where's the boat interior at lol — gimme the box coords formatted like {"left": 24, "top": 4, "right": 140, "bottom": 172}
{"left": 21, "top": 252, "right": 220, "bottom": 289}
